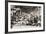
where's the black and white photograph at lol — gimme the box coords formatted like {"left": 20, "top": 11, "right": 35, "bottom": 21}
{"left": 7, "top": 2, "right": 45, "bottom": 32}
